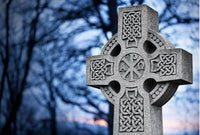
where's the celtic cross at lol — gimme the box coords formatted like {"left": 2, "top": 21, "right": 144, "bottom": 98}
{"left": 86, "top": 5, "right": 192, "bottom": 135}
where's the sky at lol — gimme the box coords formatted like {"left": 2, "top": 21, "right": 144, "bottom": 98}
{"left": 1, "top": 0, "right": 197, "bottom": 134}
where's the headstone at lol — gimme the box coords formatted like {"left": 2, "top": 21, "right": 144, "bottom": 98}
{"left": 86, "top": 4, "right": 192, "bottom": 135}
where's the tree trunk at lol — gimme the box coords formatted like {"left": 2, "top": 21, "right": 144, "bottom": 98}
{"left": 108, "top": 103, "right": 114, "bottom": 135}
{"left": 2, "top": 102, "right": 19, "bottom": 135}
{"left": 0, "top": 0, "right": 12, "bottom": 113}
{"left": 1, "top": 0, "right": 39, "bottom": 134}
{"left": 49, "top": 85, "right": 57, "bottom": 135}
{"left": 50, "top": 104, "right": 57, "bottom": 135}
{"left": 107, "top": 1, "right": 117, "bottom": 135}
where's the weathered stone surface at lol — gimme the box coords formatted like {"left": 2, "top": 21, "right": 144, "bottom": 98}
{"left": 86, "top": 4, "right": 193, "bottom": 135}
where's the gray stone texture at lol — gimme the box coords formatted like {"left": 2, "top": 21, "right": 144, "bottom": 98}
{"left": 86, "top": 4, "right": 192, "bottom": 135}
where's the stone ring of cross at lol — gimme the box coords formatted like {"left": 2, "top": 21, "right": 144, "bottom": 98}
{"left": 86, "top": 5, "right": 192, "bottom": 135}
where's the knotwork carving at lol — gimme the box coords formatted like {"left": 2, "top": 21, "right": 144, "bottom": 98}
{"left": 151, "top": 54, "right": 176, "bottom": 76}
{"left": 119, "top": 87, "right": 144, "bottom": 132}
{"left": 122, "top": 11, "right": 141, "bottom": 48}
{"left": 90, "top": 59, "right": 114, "bottom": 80}
{"left": 119, "top": 53, "right": 145, "bottom": 81}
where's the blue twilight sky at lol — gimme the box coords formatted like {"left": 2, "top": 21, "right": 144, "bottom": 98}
{"left": 1, "top": 0, "right": 197, "bottom": 134}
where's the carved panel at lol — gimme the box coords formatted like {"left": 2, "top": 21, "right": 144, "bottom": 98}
{"left": 150, "top": 54, "right": 177, "bottom": 76}
{"left": 119, "top": 87, "right": 144, "bottom": 132}
{"left": 122, "top": 11, "right": 141, "bottom": 48}
{"left": 119, "top": 53, "right": 145, "bottom": 81}
{"left": 90, "top": 59, "right": 114, "bottom": 80}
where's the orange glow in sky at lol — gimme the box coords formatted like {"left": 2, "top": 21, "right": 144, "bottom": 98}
{"left": 163, "top": 119, "right": 199, "bottom": 134}
{"left": 74, "top": 119, "right": 108, "bottom": 127}
{"left": 71, "top": 118, "right": 199, "bottom": 134}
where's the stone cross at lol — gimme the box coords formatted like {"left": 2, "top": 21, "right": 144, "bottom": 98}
{"left": 86, "top": 4, "right": 192, "bottom": 135}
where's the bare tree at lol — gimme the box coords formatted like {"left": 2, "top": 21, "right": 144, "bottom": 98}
{"left": 0, "top": 0, "right": 198, "bottom": 135}
{"left": 0, "top": 0, "right": 59, "bottom": 134}
{"left": 0, "top": 0, "right": 41, "bottom": 134}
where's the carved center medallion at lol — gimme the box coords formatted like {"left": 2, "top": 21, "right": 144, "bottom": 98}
{"left": 119, "top": 53, "right": 145, "bottom": 82}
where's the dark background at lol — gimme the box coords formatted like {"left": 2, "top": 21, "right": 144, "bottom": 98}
{"left": 0, "top": 0, "right": 199, "bottom": 135}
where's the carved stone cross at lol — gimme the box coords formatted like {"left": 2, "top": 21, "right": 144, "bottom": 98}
{"left": 86, "top": 5, "right": 192, "bottom": 135}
